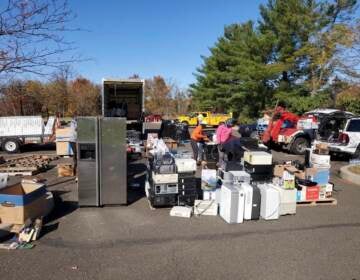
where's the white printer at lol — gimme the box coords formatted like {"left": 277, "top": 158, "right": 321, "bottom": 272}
{"left": 271, "top": 184, "right": 297, "bottom": 215}
{"left": 229, "top": 170, "right": 251, "bottom": 184}
{"left": 174, "top": 158, "right": 197, "bottom": 173}
{"left": 244, "top": 151, "right": 272, "bottom": 165}
{"left": 152, "top": 172, "right": 178, "bottom": 184}
{"left": 257, "top": 183, "right": 280, "bottom": 220}
{"left": 241, "top": 183, "right": 261, "bottom": 220}
{"left": 220, "top": 184, "right": 245, "bottom": 224}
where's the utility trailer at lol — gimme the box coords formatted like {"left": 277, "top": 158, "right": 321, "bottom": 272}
{"left": 0, "top": 116, "right": 56, "bottom": 153}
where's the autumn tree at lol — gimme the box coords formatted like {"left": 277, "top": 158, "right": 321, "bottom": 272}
{"left": 67, "top": 77, "right": 100, "bottom": 116}
{"left": 145, "top": 76, "right": 173, "bottom": 115}
{"left": 336, "top": 85, "right": 360, "bottom": 114}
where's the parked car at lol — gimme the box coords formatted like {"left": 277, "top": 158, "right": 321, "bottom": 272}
{"left": 327, "top": 117, "right": 360, "bottom": 158}
{"left": 239, "top": 124, "right": 258, "bottom": 138}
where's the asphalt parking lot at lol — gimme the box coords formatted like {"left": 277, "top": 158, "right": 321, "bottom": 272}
{"left": 0, "top": 146, "right": 359, "bottom": 280}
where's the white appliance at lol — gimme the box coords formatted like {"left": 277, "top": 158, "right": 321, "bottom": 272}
{"left": 170, "top": 206, "right": 193, "bottom": 218}
{"left": 244, "top": 151, "right": 272, "bottom": 165}
{"left": 175, "top": 158, "right": 197, "bottom": 173}
{"left": 194, "top": 200, "right": 218, "bottom": 216}
{"left": 258, "top": 184, "right": 280, "bottom": 220}
{"left": 229, "top": 171, "right": 251, "bottom": 184}
{"left": 234, "top": 186, "right": 245, "bottom": 223}
{"left": 203, "top": 189, "right": 216, "bottom": 201}
{"left": 153, "top": 183, "right": 178, "bottom": 195}
{"left": 145, "top": 180, "right": 150, "bottom": 198}
{"left": 220, "top": 185, "right": 245, "bottom": 224}
{"left": 152, "top": 172, "right": 178, "bottom": 184}
{"left": 241, "top": 183, "right": 253, "bottom": 220}
{"left": 272, "top": 185, "right": 297, "bottom": 215}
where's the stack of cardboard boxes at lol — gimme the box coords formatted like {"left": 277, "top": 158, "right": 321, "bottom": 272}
{"left": 56, "top": 126, "right": 77, "bottom": 177}
{"left": 305, "top": 143, "right": 332, "bottom": 200}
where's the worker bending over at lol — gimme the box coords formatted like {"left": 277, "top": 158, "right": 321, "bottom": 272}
{"left": 216, "top": 118, "right": 240, "bottom": 165}
{"left": 191, "top": 121, "right": 209, "bottom": 165}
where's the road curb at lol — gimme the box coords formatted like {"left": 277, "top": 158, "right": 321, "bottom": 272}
{"left": 340, "top": 165, "right": 360, "bottom": 186}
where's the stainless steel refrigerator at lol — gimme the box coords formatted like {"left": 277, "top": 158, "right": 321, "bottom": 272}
{"left": 77, "top": 117, "right": 127, "bottom": 206}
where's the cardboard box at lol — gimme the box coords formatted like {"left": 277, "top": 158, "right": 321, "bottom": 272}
{"left": 310, "top": 154, "right": 330, "bottom": 166}
{"left": 305, "top": 167, "right": 330, "bottom": 186}
{"left": 56, "top": 127, "right": 76, "bottom": 142}
{"left": 0, "top": 181, "right": 46, "bottom": 206}
{"left": 57, "top": 164, "right": 75, "bottom": 177}
{"left": 0, "top": 191, "right": 54, "bottom": 225}
{"left": 314, "top": 143, "right": 329, "bottom": 155}
{"left": 306, "top": 186, "right": 320, "bottom": 201}
{"left": 274, "top": 165, "right": 299, "bottom": 189}
{"left": 295, "top": 171, "right": 305, "bottom": 180}
{"left": 163, "top": 138, "right": 178, "bottom": 150}
{"left": 56, "top": 141, "right": 74, "bottom": 156}
{"left": 274, "top": 165, "right": 304, "bottom": 178}
{"left": 319, "top": 185, "right": 327, "bottom": 200}
{"left": 273, "top": 165, "right": 287, "bottom": 177}
{"left": 283, "top": 170, "right": 295, "bottom": 189}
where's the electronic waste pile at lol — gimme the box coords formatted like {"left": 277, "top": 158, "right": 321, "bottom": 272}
{"left": 145, "top": 134, "right": 336, "bottom": 223}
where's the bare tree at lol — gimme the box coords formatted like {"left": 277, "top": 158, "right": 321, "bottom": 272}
{"left": 0, "top": 0, "right": 80, "bottom": 76}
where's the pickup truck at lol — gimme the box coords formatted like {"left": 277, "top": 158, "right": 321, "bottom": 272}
{"left": 0, "top": 116, "right": 56, "bottom": 153}
{"left": 177, "top": 112, "right": 232, "bottom": 126}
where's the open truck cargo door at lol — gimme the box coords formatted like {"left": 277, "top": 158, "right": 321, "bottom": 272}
{"left": 102, "top": 79, "right": 144, "bottom": 122}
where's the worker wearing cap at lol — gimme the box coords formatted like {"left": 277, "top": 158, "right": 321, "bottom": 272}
{"left": 197, "top": 113, "right": 204, "bottom": 125}
{"left": 191, "top": 121, "right": 209, "bottom": 165}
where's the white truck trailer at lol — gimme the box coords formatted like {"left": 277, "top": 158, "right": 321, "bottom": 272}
{"left": 0, "top": 116, "right": 56, "bottom": 153}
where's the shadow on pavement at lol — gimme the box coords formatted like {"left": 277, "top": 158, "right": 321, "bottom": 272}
{"left": 127, "top": 162, "right": 147, "bottom": 205}
{"left": 20, "top": 143, "right": 56, "bottom": 153}
{"left": 44, "top": 190, "right": 78, "bottom": 225}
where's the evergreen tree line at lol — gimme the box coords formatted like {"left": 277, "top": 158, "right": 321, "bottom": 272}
{"left": 191, "top": 0, "right": 360, "bottom": 122}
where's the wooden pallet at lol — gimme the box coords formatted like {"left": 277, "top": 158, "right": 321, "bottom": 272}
{"left": 297, "top": 198, "right": 337, "bottom": 207}
{"left": 0, "top": 168, "right": 39, "bottom": 176}
{"left": 0, "top": 155, "right": 58, "bottom": 176}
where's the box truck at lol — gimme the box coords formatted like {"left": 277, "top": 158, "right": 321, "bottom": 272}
{"left": 102, "top": 78, "right": 145, "bottom": 122}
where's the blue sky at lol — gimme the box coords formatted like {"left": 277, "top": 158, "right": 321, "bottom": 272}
{"left": 68, "top": 0, "right": 266, "bottom": 87}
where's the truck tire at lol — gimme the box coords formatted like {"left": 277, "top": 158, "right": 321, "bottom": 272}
{"left": 2, "top": 139, "right": 20, "bottom": 154}
{"left": 290, "top": 137, "right": 310, "bottom": 155}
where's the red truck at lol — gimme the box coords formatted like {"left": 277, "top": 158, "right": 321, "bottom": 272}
{"left": 262, "top": 108, "right": 354, "bottom": 155}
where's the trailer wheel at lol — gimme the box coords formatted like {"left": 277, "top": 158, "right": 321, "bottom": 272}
{"left": 290, "top": 137, "right": 310, "bottom": 155}
{"left": 2, "top": 139, "right": 20, "bottom": 153}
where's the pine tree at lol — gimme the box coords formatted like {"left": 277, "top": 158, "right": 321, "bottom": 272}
{"left": 191, "top": 0, "right": 359, "bottom": 121}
